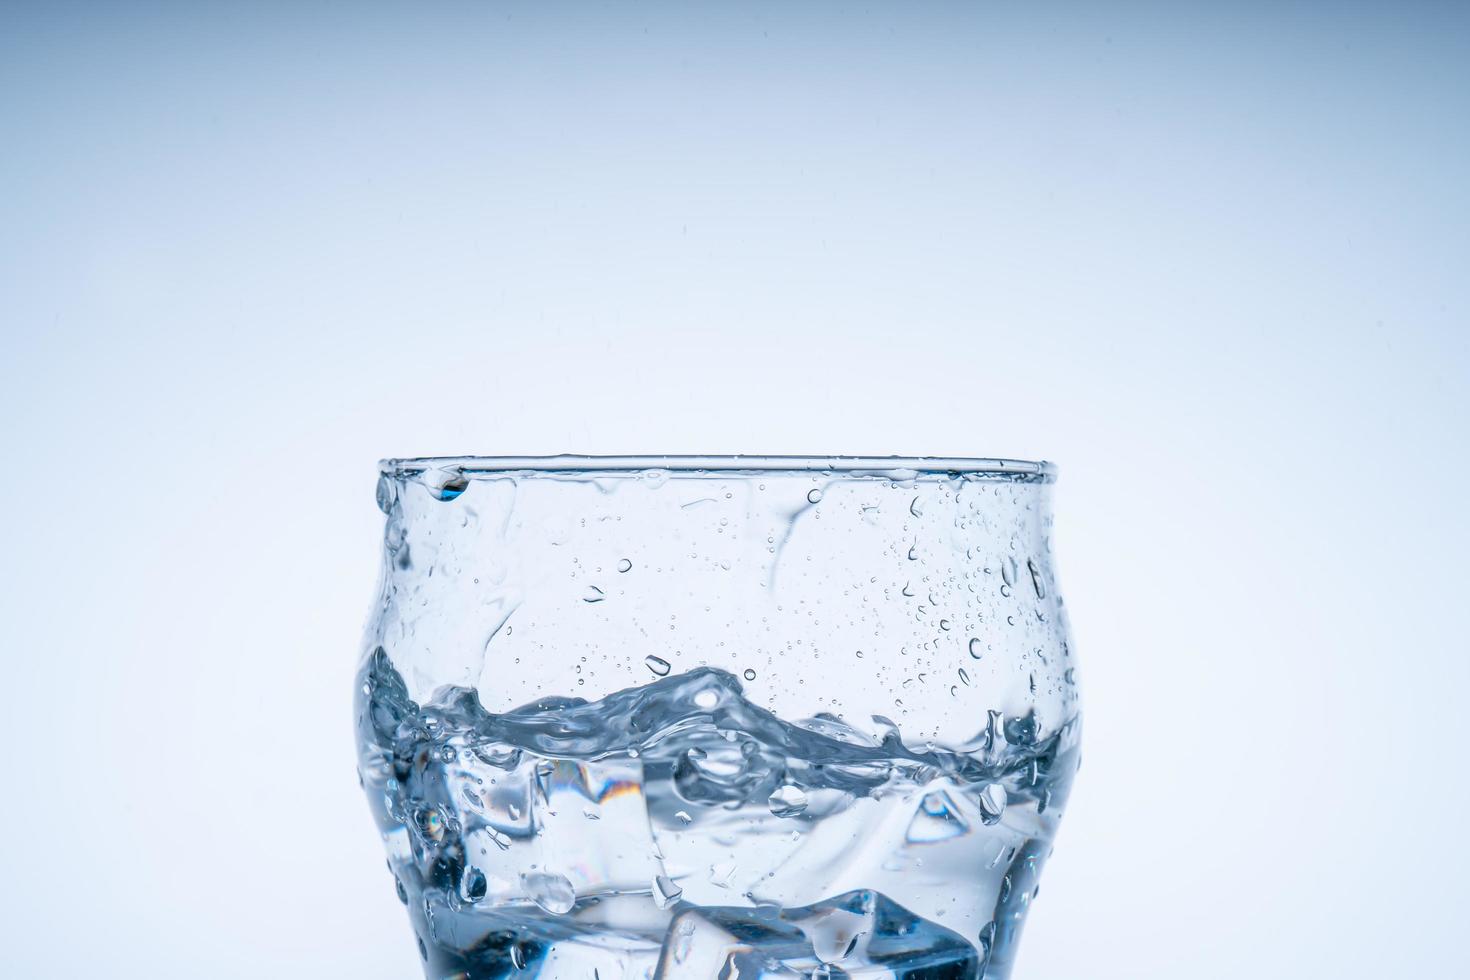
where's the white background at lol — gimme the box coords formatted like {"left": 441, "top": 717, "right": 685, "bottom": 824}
{"left": 3, "top": 2, "right": 1467, "bottom": 977}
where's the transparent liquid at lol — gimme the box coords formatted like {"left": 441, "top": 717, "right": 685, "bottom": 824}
{"left": 357, "top": 648, "right": 1077, "bottom": 980}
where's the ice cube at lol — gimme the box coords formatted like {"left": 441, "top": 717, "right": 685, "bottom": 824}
{"left": 655, "top": 906, "right": 816, "bottom": 980}
{"left": 535, "top": 757, "right": 668, "bottom": 896}
{"left": 784, "top": 891, "right": 980, "bottom": 980}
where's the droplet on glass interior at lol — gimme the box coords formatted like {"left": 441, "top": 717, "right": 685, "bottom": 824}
{"left": 968, "top": 637, "right": 984, "bottom": 659}
{"left": 743, "top": 668, "right": 757, "bottom": 681}
{"left": 807, "top": 488, "right": 824, "bottom": 503}
{"left": 617, "top": 558, "right": 633, "bottom": 573}
{"left": 583, "top": 585, "right": 605, "bottom": 603}
{"left": 645, "top": 655, "right": 672, "bottom": 677}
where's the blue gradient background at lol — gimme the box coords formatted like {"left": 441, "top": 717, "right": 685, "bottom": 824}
{"left": 2, "top": 2, "right": 1467, "bottom": 976}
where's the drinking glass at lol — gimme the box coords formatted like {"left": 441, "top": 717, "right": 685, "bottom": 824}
{"left": 356, "top": 456, "right": 1080, "bottom": 980}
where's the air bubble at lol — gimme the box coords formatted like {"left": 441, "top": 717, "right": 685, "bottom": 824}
{"left": 807, "top": 488, "right": 824, "bottom": 503}
{"left": 743, "top": 668, "right": 757, "bottom": 681}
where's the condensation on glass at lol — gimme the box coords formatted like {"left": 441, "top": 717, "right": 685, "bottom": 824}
{"left": 355, "top": 455, "right": 1081, "bottom": 980}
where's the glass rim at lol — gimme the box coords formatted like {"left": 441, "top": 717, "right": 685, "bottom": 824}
{"left": 380, "top": 454, "right": 1057, "bottom": 481}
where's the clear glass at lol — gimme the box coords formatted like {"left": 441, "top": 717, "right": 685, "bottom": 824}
{"left": 355, "top": 455, "right": 1080, "bottom": 980}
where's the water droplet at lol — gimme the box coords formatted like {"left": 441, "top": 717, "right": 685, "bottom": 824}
{"left": 583, "top": 585, "right": 605, "bottom": 603}
{"left": 582, "top": 806, "right": 600, "bottom": 820}
{"left": 375, "top": 474, "right": 397, "bottom": 514}
{"left": 652, "top": 874, "right": 683, "bottom": 909}
{"left": 617, "top": 558, "right": 633, "bottom": 573}
{"left": 807, "top": 488, "right": 824, "bottom": 503}
{"left": 901, "top": 582, "right": 914, "bottom": 597}
{"left": 768, "top": 783, "right": 809, "bottom": 817}
{"left": 909, "top": 495, "right": 923, "bottom": 517}
{"left": 645, "top": 655, "right": 671, "bottom": 677}
{"left": 979, "top": 783, "right": 1008, "bottom": 825}
{"left": 675, "top": 810, "right": 692, "bottom": 823}
{"left": 510, "top": 941, "right": 529, "bottom": 970}
{"left": 743, "top": 668, "right": 757, "bottom": 681}
{"left": 394, "top": 876, "right": 408, "bottom": 904}
{"left": 968, "top": 638, "right": 984, "bottom": 659}
{"left": 958, "top": 667, "right": 971, "bottom": 686}
{"left": 939, "top": 619, "right": 951, "bottom": 631}
{"left": 418, "top": 936, "right": 428, "bottom": 961}
{"left": 461, "top": 867, "right": 488, "bottom": 903}
{"left": 522, "top": 871, "right": 576, "bottom": 915}
{"left": 907, "top": 543, "right": 919, "bottom": 560}
{"left": 423, "top": 467, "right": 468, "bottom": 501}
{"left": 1027, "top": 557, "right": 1047, "bottom": 599}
